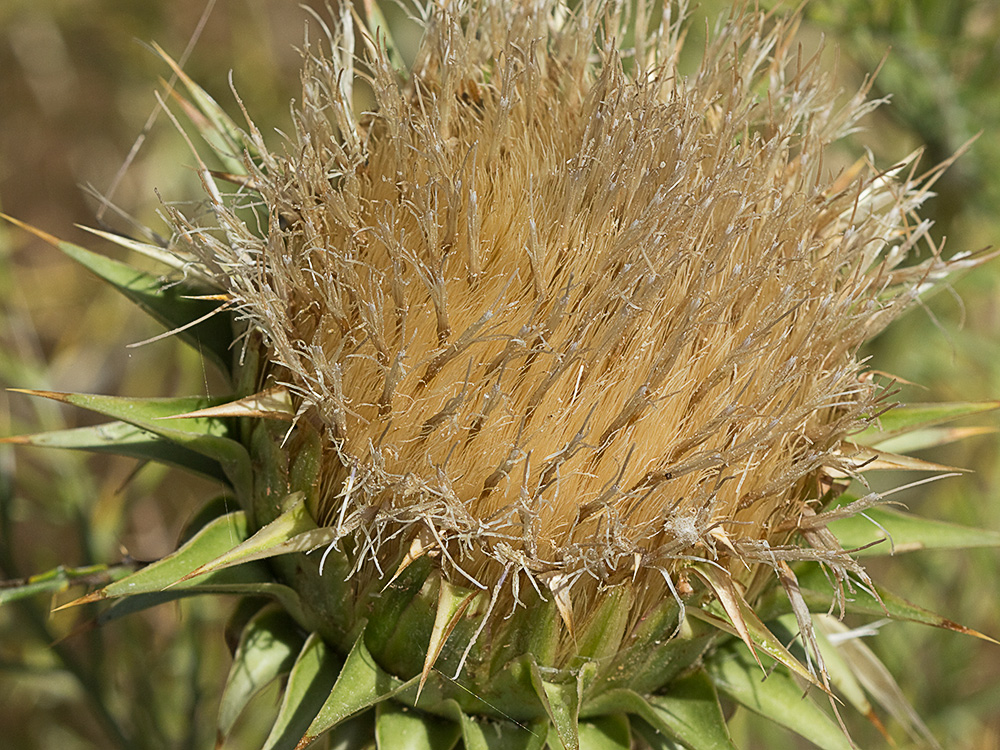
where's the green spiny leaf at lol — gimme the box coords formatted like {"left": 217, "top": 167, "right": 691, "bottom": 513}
{"left": 855, "top": 401, "right": 1000, "bottom": 446}
{"left": 11, "top": 390, "right": 251, "bottom": 499}
{"left": 362, "top": 0, "right": 406, "bottom": 74}
{"left": 96, "top": 511, "right": 249, "bottom": 599}
{"left": 78, "top": 225, "right": 207, "bottom": 279}
{"left": 604, "top": 606, "right": 711, "bottom": 695}
{"left": 440, "top": 702, "right": 547, "bottom": 750}
{"left": 529, "top": 661, "right": 582, "bottom": 750}
{"left": 218, "top": 606, "right": 306, "bottom": 740}
{"left": 2, "top": 215, "right": 234, "bottom": 376}
{"left": 180, "top": 494, "right": 238, "bottom": 543}
{"left": 263, "top": 633, "right": 343, "bottom": 750}
{"left": 95, "top": 578, "right": 297, "bottom": 625}
{"left": 645, "top": 672, "right": 736, "bottom": 750}
{"left": 374, "top": 700, "right": 461, "bottom": 750}
{"left": 794, "top": 564, "right": 997, "bottom": 642}
{"left": 817, "top": 616, "right": 939, "bottom": 748}
{"left": 692, "top": 567, "right": 826, "bottom": 691}
{"left": 2, "top": 420, "right": 228, "bottom": 485}
{"left": 705, "top": 643, "right": 853, "bottom": 750}
{"left": 453, "top": 653, "right": 547, "bottom": 726}
{"left": 179, "top": 493, "right": 326, "bottom": 581}
{"left": 488, "top": 592, "right": 562, "bottom": 678}
{"left": 583, "top": 683, "right": 736, "bottom": 750}
{"left": 0, "top": 563, "right": 133, "bottom": 606}
{"left": 799, "top": 616, "right": 873, "bottom": 722}
{"left": 577, "top": 715, "right": 631, "bottom": 750}
{"left": 418, "top": 580, "right": 479, "bottom": 697}
{"left": 299, "top": 631, "right": 404, "bottom": 748}
{"left": 81, "top": 510, "right": 310, "bottom": 626}
{"left": 874, "top": 425, "right": 996, "bottom": 454}
{"left": 828, "top": 504, "right": 1000, "bottom": 555}
{"left": 154, "top": 42, "right": 259, "bottom": 174}
{"left": 574, "top": 586, "right": 631, "bottom": 664}
{"left": 363, "top": 555, "right": 434, "bottom": 662}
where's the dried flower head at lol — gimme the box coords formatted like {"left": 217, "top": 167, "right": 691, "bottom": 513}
{"left": 171, "top": 1, "right": 948, "bottom": 616}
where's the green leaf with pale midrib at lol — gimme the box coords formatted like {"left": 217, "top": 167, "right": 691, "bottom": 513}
{"left": 97, "top": 511, "right": 250, "bottom": 598}
{"left": 2, "top": 420, "right": 228, "bottom": 485}
{"left": 583, "top": 677, "right": 736, "bottom": 750}
{"left": 91, "top": 509, "right": 310, "bottom": 626}
{"left": 13, "top": 390, "right": 252, "bottom": 500}
{"left": 0, "top": 563, "right": 133, "bottom": 605}
{"left": 263, "top": 633, "right": 343, "bottom": 750}
{"left": 692, "top": 567, "right": 825, "bottom": 692}
{"left": 299, "top": 630, "right": 406, "bottom": 747}
{"left": 52, "top": 230, "right": 233, "bottom": 376}
{"left": 828, "top": 504, "right": 1000, "bottom": 555}
{"left": 375, "top": 701, "right": 462, "bottom": 750}
{"left": 218, "top": 607, "right": 306, "bottom": 741}
{"left": 782, "top": 614, "right": 873, "bottom": 721}
{"left": 788, "top": 564, "right": 996, "bottom": 642}
{"left": 175, "top": 493, "right": 329, "bottom": 583}
{"left": 529, "top": 660, "right": 585, "bottom": 750}
{"left": 855, "top": 401, "right": 1000, "bottom": 446}
{"left": 154, "top": 42, "right": 260, "bottom": 175}
{"left": 705, "top": 643, "right": 853, "bottom": 750}
{"left": 815, "top": 615, "right": 938, "bottom": 748}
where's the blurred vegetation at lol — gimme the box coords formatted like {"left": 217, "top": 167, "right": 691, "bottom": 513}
{"left": 1, "top": 0, "right": 998, "bottom": 748}
{"left": 803, "top": 3, "right": 1000, "bottom": 749}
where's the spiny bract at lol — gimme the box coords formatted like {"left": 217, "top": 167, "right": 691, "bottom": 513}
{"left": 7, "top": 1, "right": 998, "bottom": 749}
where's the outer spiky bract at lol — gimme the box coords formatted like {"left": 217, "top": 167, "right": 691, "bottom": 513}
{"left": 7, "top": 2, "right": 998, "bottom": 749}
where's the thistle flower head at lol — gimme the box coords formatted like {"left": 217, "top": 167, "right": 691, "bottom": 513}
{"left": 170, "top": 0, "right": 948, "bottom": 615}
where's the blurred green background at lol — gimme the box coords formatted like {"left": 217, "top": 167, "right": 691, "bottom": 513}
{"left": 1, "top": 1, "right": 998, "bottom": 748}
